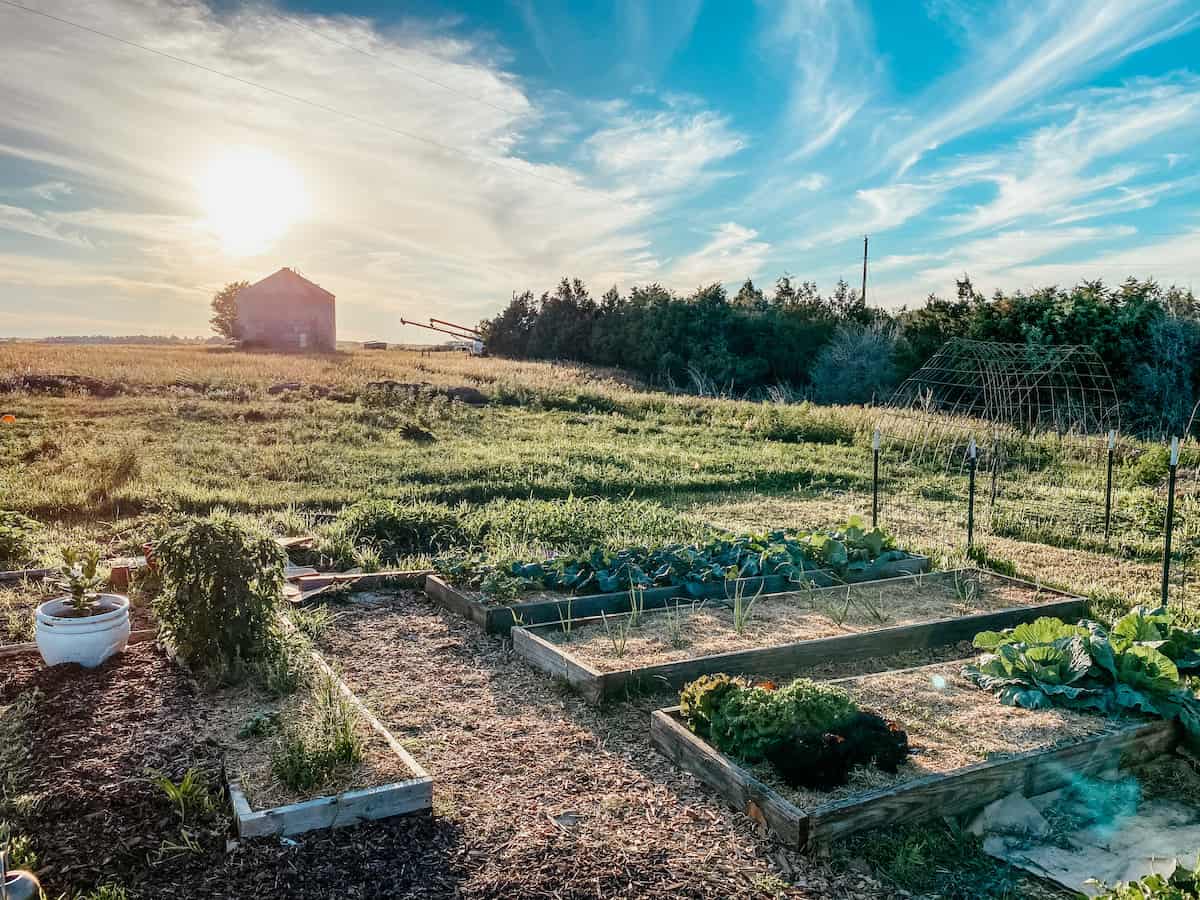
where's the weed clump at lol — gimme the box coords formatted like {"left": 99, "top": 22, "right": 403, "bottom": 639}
{"left": 335, "top": 498, "right": 464, "bottom": 562}
{"left": 0, "top": 511, "right": 39, "bottom": 569}
{"left": 271, "top": 675, "right": 363, "bottom": 791}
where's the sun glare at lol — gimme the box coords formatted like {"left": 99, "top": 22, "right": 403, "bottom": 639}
{"left": 199, "top": 148, "right": 308, "bottom": 256}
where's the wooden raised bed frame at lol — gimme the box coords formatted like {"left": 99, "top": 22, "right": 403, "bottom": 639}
{"left": 651, "top": 672, "right": 1178, "bottom": 849}
{"left": 424, "top": 553, "right": 931, "bottom": 635}
{"left": 228, "top": 648, "right": 432, "bottom": 838}
{"left": 510, "top": 570, "right": 1086, "bottom": 704}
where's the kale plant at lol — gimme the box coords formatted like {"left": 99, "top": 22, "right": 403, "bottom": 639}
{"left": 965, "top": 606, "right": 1200, "bottom": 743}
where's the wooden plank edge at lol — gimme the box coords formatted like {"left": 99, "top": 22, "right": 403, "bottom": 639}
{"left": 511, "top": 626, "right": 605, "bottom": 702}
{"left": 0, "top": 627, "right": 158, "bottom": 660}
{"left": 233, "top": 775, "right": 434, "bottom": 839}
{"left": 653, "top": 703, "right": 1177, "bottom": 851}
{"left": 803, "top": 718, "right": 1177, "bottom": 847}
{"left": 650, "top": 707, "right": 806, "bottom": 847}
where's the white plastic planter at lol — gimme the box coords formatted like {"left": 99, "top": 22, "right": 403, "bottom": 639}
{"left": 35, "top": 594, "right": 131, "bottom": 668}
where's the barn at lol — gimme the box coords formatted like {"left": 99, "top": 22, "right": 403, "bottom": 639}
{"left": 236, "top": 267, "right": 336, "bottom": 352}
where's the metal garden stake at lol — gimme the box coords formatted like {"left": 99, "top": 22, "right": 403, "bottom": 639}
{"left": 1162, "top": 436, "right": 1180, "bottom": 607}
{"left": 872, "top": 426, "right": 881, "bottom": 528}
{"left": 1104, "top": 429, "right": 1115, "bottom": 543}
{"left": 967, "top": 436, "right": 977, "bottom": 554}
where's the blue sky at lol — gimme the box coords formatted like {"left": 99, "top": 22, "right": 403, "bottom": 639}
{"left": 0, "top": 0, "right": 1198, "bottom": 340}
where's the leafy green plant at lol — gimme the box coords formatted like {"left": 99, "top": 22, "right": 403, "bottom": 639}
{"left": 153, "top": 514, "right": 287, "bottom": 675}
{"left": 1092, "top": 859, "right": 1200, "bottom": 898}
{"left": 238, "top": 712, "right": 279, "bottom": 739}
{"left": 680, "top": 675, "right": 858, "bottom": 762}
{"left": 55, "top": 546, "right": 104, "bottom": 615}
{"left": 151, "top": 768, "right": 214, "bottom": 825}
{"left": 0, "top": 511, "right": 38, "bottom": 570}
{"left": 966, "top": 607, "right": 1200, "bottom": 742}
{"left": 443, "top": 518, "right": 906, "bottom": 602}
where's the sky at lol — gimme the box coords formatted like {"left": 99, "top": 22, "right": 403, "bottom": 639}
{"left": 0, "top": 0, "right": 1198, "bottom": 341}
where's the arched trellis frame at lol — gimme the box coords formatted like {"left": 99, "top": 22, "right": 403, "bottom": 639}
{"left": 873, "top": 339, "right": 1124, "bottom": 552}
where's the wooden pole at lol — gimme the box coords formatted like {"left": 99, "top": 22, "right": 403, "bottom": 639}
{"left": 861, "top": 235, "right": 869, "bottom": 304}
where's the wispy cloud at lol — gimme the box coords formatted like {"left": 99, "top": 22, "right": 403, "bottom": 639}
{"left": 759, "top": 0, "right": 879, "bottom": 161}
{"left": 885, "top": 0, "right": 1199, "bottom": 172}
{"left": 666, "top": 222, "right": 771, "bottom": 289}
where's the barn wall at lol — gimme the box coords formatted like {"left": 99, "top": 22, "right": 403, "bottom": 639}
{"left": 236, "top": 281, "right": 335, "bottom": 351}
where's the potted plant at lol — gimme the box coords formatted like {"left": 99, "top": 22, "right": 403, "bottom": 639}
{"left": 35, "top": 548, "right": 131, "bottom": 667}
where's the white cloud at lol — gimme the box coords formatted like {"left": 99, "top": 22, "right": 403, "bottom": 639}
{"left": 0, "top": 0, "right": 742, "bottom": 338}
{"left": 0, "top": 204, "right": 90, "bottom": 247}
{"left": 665, "top": 222, "right": 771, "bottom": 289}
{"left": 29, "top": 181, "right": 72, "bottom": 202}
{"left": 759, "top": 0, "right": 879, "bottom": 161}
{"left": 585, "top": 109, "right": 745, "bottom": 193}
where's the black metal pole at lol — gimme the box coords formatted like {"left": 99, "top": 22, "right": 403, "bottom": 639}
{"left": 1104, "top": 431, "right": 1115, "bottom": 544}
{"left": 967, "top": 440, "right": 977, "bottom": 554}
{"left": 872, "top": 427, "right": 880, "bottom": 529}
{"left": 1162, "top": 438, "right": 1179, "bottom": 607}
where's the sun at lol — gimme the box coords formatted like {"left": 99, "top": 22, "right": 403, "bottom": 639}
{"left": 199, "top": 148, "right": 309, "bottom": 256}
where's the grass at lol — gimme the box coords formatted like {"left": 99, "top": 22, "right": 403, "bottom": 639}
{"left": 270, "top": 673, "right": 364, "bottom": 792}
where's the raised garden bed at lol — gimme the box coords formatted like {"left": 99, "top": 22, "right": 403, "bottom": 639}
{"left": 512, "top": 570, "right": 1083, "bottom": 703}
{"left": 425, "top": 552, "right": 930, "bottom": 635}
{"left": 651, "top": 662, "right": 1178, "bottom": 850}
{"left": 227, "top": 647, "right": 432, "bottom": 838}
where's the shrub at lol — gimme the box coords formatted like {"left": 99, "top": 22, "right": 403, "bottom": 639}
{"left": 153, "top": 514, "right": 286, "bottom": 674}
{"left": 808, "top": 322, "right": 900, "bottom": 405}
{"left": 0, "top": 511, "right": 38, "bottom": 569}
{"left": 335, "top": 499, "right": 464, "bottom": 561}
{"left": 1124, "top": 446, "right": 1170, "bottom": 488}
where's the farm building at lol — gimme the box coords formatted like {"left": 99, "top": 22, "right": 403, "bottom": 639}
{"left": 236, "top": 267, "right": 336, "bottom": 352}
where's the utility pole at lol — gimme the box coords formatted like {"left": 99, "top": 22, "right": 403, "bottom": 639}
{"left": 861, "top": 235, "right": 869, "bottom": 304}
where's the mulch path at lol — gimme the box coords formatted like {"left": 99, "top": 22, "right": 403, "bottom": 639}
{"left": 0, "top": 643, "right": 225, "bottom": 895}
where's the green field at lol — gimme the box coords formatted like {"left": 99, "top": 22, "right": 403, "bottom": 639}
{"left": 0, "top": 344, "right": 1189, "bottom": 610}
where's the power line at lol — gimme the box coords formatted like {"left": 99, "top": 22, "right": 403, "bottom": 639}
{"left": 0, "top": 0, "right": 596, "bottom": 195}
{"left": 276, "top": 14, "right": 529, "bottom": 118}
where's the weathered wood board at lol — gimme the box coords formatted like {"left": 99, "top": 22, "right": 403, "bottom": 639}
{"left": 424, "top": 553, "right": 931, "bottom": 635}
{"left": 651, "top": 694, "right": 1178, "bottom": 849}
{"left": 511, "top": 571, "right": 1085, "bottom": 704}
{"left": 228, "top": 642, "right": 433, "bottom": 838}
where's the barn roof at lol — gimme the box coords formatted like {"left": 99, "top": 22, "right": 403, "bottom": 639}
{"left": 245, "top": 267, "right": 335, "bottom": 301}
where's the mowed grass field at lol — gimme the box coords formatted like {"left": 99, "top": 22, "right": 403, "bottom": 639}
{"left": 0, "top": 342, "right": 1186, "bottom": 613}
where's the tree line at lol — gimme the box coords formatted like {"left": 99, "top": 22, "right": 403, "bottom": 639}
{"left": 480, "top": 275, "right": 1200, "bottom": 438}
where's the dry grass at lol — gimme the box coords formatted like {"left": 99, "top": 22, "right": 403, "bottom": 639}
{"left": 542, "top": 570, "right": 1060, "bottom": 672}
